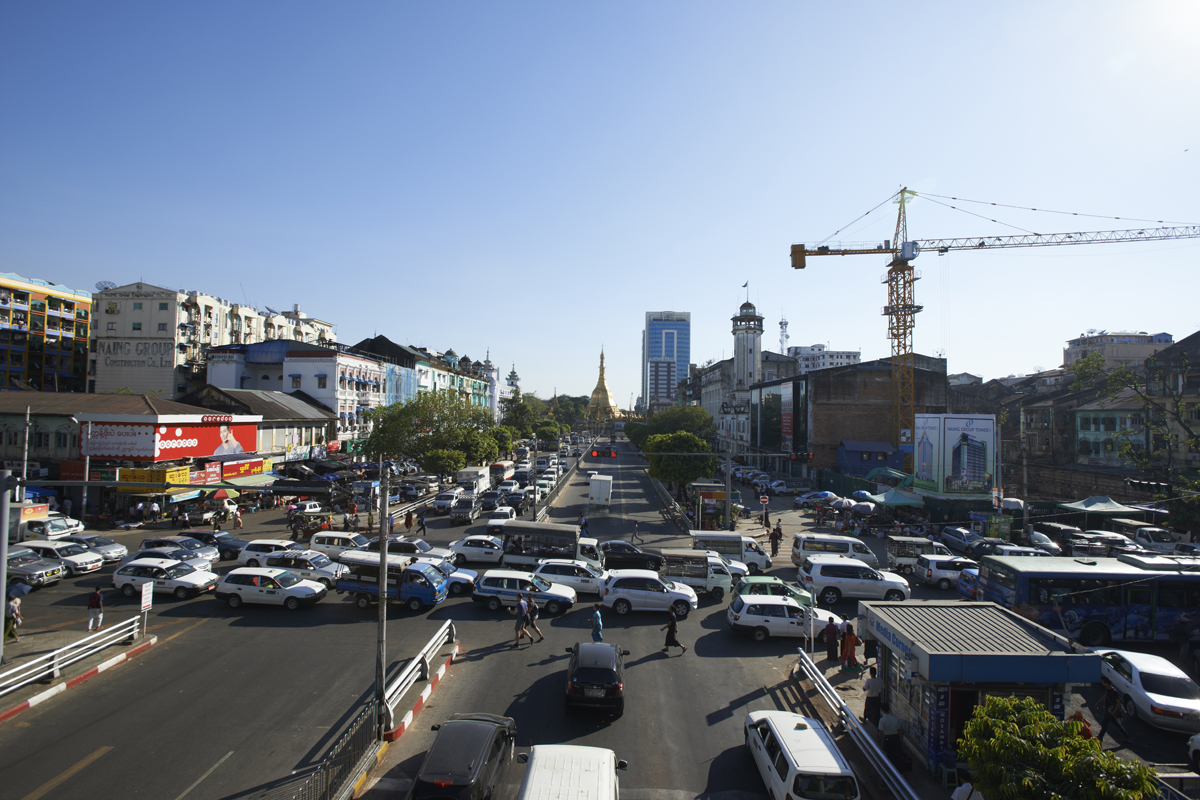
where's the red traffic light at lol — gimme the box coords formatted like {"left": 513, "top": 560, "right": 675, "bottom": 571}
{"left": 592, "top": 450, "right": 599, "bottom": 457}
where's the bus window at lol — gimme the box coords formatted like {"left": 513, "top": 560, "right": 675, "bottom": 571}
{"left": 1159, "top": 581, "right": 1200, "bottom": 608}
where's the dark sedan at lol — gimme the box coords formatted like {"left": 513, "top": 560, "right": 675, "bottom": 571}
{"left": 564, "top": 641, "right": 629, "bottom": 716}
{"left": 407, "top": 714, "right": 516, "bottom": 800}
{"left": 599, "top": 540, "right": 664, "bottom": 571}
{"left": 479, "top": 491, "right": 504, "bottom": 512}
{"left": 187, "top": 531, "right": 251, "bottom": 561}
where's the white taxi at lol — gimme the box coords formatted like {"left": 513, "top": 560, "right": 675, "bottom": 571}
{"left": 531, "top": 559, "right": 608, "bottom": 595}
{"left": 112, "top": 558, "right": 220, "bottom": 600}
{"left": 22, "top": 539, "right": 104, "bottom": 576}
{"left": 215, "top": 567, "right": 327, "bottom": 610}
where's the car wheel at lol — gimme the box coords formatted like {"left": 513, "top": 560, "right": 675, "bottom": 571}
{"left": 247, "top": 559, "right": 259, "bottom": 568}
{"left": 613, "top": 599, "right": 631, "bottom": 615}
{"left": 749, "top": 564, "right": 763, "bottom": 576}
{"left": 545, "top": 600, "right": 563, "bottom": 615}
{"left": 487, "top": 596, "right": 502, "bottom": 611}
{"left": 227, "top": 594, "right": 242, "bottom": 609}
{"left": 711, "top": 586, "right": 725, "bottom": 602}
{"left": 821, "top": 587, "right": 842, "bottom": 605}
{"left": 901, "top": 565, "right": 914, "bottom": 575}
{"left": 884, "top": 590, "right": 906, "bottom": 602}
{"left": 281, "top": 596, "right": 300, "bottom": 611}
{"left": 450, "top": 582, "right": 464, "bottom": 596}
{"left": 672, "top": 600, "right": 690, "bottom": 618}
{"left": 407, "top": 597, "right": 424, "bottom": 612}
{"left": 1079, "top": 622, "right": 1110, "bottom": 647}
{"left": 174, "top": 586, "right": 190, "bottom": 600}
{"left": 936, "top": 579, "right": 952, "bottom": 591}
{"left": 1123, "top": 696, "right": 1138, "bottom": 721}
{"left": 356, "top": 595, "right": 371, "bottom": 609}
{"left": 220, "top": 550, "right": 235, "bottom": 561}
{"left": 752, "top": 627, "right": 769, "bottom": 642}
{"left": 121, "top": 583, "right": 137, "bottom": 598}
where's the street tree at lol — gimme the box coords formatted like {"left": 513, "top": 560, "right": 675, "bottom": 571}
{"left": 364, "top": 390, "right": 495, "bottom": 464}
{"left": 459, "top": 428, "right": 500, "bottom": 465}
{"left": 958, "top": 695, "right": 1155, "bottom": 800}
{"left": 488, "top": 427, "right": 513, "bottom": 456}
{"left": 624, "top": 421, "right": 649, "bottom": 450}
{"left": 500, "top": 391, "right": 535, "bottom": 436}
{"left": 421, "top": 449, "right": 466, "bottom": 478}
{"left": 644, "top": 431, "right": 718, "bottom": 496}
{"left": 644, "top": 406, "right": 716, "bottom": 443}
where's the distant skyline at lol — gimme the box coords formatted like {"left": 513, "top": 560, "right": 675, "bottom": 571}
{"left": 2, "top": 2, "right": 1198, "bottom": 406}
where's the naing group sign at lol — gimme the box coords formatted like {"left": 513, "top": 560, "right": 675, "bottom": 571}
{"left": 82, "top": 421, "right": 258, "bottom": 462}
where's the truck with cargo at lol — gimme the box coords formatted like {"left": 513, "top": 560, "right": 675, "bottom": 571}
{"left": 335, "top": 550, "right": 449, "bottom": 611}
{"left": 656, "top": 548, "right": 735, "bottom": 601}
{"left": 493, "top": 519, "right": 603, "bottom": 571}
{"left": 587, "top": 475, "right": 613, "bottom": 513}
{"left": 456, "top": 466, "right": 491, "bottom": 495}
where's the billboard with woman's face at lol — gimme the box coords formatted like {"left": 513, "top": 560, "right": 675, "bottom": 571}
{"left": 82, "top": 420, "right": 257, "bottom": 461}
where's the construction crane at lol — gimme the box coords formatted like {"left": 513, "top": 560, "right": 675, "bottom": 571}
{"left": 790, "top": 188, "right": 1200, "bottom": 469}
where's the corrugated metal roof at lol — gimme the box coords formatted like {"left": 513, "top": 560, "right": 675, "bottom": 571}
{"left": 0, "top": 391, "right": 210, "bottom": 417}
{"left": 868, "top": 602, "right": 1067, "bottom": 656}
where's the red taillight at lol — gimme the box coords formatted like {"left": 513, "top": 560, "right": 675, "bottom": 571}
{"left": 567, "top": 679, "right": 577, "bottom": 694}
{"left": 614, "top": 682, "right": 623, "bottom": 696}
{"left": 926, "top": 570, "right": 932, "bottom": 578}
{"left": 1152, "top": 705, "right": 1184, "bottom": 719}
{"left": 604, "top": 587, "right": 609, "bottom": 595}
{"left": 434, "top": 780, "right": 454, "bottom": 788}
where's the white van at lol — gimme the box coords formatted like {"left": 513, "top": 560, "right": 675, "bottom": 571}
{"left": 516, "top": 745, "right": 627, "bottom": 800}
{"left": 791, "top": 533, "right": 880, "bottom": 569}
{"left": 745, "top": 710, "right": 859, "bottom": 800}
{"left": 690, "top": 532, "right": 772, "bottom": 573}
{"left": 309, "top": 532, "right": 369, "bottom": 559}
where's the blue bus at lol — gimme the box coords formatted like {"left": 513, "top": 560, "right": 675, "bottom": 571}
{"left": 977, "top": 553, "right": 1200, "bottom": 648}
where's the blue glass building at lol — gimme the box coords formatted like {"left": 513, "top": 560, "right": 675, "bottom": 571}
{"left": 642, "top": 311, "right": 691, "bottom": 404}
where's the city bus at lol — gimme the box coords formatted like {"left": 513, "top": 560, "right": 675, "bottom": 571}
{"left": 489, "top": 460, "right": 516, "bottom": 485}
{"left": 976, "top": 553, "right": 1200, "bottom": 647}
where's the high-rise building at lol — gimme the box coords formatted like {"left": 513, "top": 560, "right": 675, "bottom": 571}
{"left": 641, "top": 312, "right": 690, "bottom": 403}
{"left": 0, "top": 273, "right": 92, "bottom": 392}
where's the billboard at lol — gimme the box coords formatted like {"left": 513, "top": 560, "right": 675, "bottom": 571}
{"left": 780, "top": 382, "right": 793, "bottom": 451}
{"left": 912, "top": 414, "right": 996, "bottom": 499}
{"left": 84, "top": 421, "right": 257, "bottom": 462}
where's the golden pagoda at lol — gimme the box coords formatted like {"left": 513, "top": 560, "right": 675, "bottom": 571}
{"left": 586, "top": 349, "right": 621, "bottom": 420}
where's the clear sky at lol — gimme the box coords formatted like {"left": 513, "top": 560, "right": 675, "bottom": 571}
{"left": 3, "top": 2, "right": 1198, "bottom": 406}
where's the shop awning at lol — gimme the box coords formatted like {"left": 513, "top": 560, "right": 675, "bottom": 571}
{"left": 864, "top": 488, "right": 925, "bottom": 506}
{"left": 1057, "top": 496, "right": 1140, "bottom": 515}
{"left": 23, "top": 485, "right": 57, "bottom": 497}
{"left": 225, "top": 473, "right": 277, "bottom": 487}
{"left": 864, "top": 467, "right": 909, "bottom": 482}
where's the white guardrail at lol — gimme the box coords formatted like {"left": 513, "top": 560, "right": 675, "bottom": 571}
{"left": 794, "top": 648, "right": 921, "bottom": 800}
{"left": 0, "top": 616, "right": 141, "bottom": 699}
{"left": 382, "top": 620, "right": 456, "bottom": 731}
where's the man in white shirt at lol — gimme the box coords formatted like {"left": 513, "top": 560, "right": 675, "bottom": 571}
{"left": 878, "top": 702, "right": 901, "bottom": 763}
{"left": 862, "top": 666, "right": 883, "bottom": 726}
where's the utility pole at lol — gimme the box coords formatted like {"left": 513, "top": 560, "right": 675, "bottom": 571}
{"left": 0, "top": 471, "right": 11, "bottom": 666}
{"left": 375, "top": 454, "right": 389, "bottom": 739}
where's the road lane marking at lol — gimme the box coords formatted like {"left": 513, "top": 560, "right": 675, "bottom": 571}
{"left": 161, "top": 618, "right": 209, "bottom": 644}
{"left": 171, "top": 750, "right": 234, "bottom": 800}
{"left": 20, "top": 745, "right": 113, "bottom": 800}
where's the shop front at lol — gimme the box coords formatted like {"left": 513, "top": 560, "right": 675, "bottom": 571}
{"left": 858, "top": 601, "right": 1099, "bottom": 772}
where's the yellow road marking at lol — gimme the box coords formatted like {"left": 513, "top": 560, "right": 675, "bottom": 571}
{"left": 21, "top": 745, "right": 113, "bottom": 800}
{"left": 161, "top": 618, "right": 209, "bottom": 644}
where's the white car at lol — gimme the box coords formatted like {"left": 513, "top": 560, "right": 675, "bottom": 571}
{"left": 799, "top": 555, "right": 911, "bottom": 605}
{"left": 61, "top": 533, "right": 128, "bottom": 564}
{"left": 238, "top": 539, "right": 298, "bottom": 567}
{"left": 914, "top": 554, "right": 977, "bottom": 591}
{"left": 1097, "top": 648, "right": 1200, "bottom": 733}
{"left": 498, "top": 480, "right": 521, "bottom": 495}
{"left": 121, "top": 547, "right": 211, "bottom": 574}
{"left": 215, "top": 567, "right": 328, "bottom": 610}
{"left": 939, "top": 526, "right": 981, "bottom": 553}
{"left": 472, "top": 569, "right": 576, "bottom": 615}
{"left": 262, "top": 549, "right": 346, "bottom": 588}
{"left": 21, "top": 540, "right": 104, "bottom": 576}
{"left": 745, "top": 711, "right": 860, "bottom": 800}
{"left": 602, "top": 569, "right": 699, "bottom": 618}
{"left": 532, "top": 559, "right": 608, "bottom": 595}
{"left": 414, "top": 556, "right": 478, "bottom": 596}
{"left": 488, "top": 508, "right": 517, "bottom": 523}
{"left": 727, "top": 594, "right": 830, "bottom": 642}
{"left": 112, "top": 558, "right": 220, "bottom": 600}
{"left": 448, "top": 534, "right": 506, "bottom": 565}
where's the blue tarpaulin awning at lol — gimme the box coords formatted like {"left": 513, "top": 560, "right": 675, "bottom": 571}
{"left": 24, "top": 485, "right": 57, "bottom": 497}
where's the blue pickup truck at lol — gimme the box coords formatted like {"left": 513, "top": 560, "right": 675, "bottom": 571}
{"left": 335, "top": 550, "right": 448, "bottom": 611}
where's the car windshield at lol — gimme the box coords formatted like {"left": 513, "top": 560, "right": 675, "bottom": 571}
{"left": 88, "top": 536, "right": 116, "bottom": 546}
{"left": 454, "top": 500, "right": 473, "bottom": 509}
{"left": 531, "top": 575, "right": 552, "bottom": 592}
{"left": 430, "top": 561, "right": 454, "bottom": 578}
{"left": 165, "top": 563, "right": 196, "bottom": 579}
{"left": 584, "top": 565, "right": 603, "bottom": 578}
{"left": 794, "top": 774, "right": 858, "bottom": 799}
{"left": 9, "top": 552, "right": 38, "bottom": 566}
{"left": 58, "top": 544, "right": 87, "bottom": 556}
{"left": 350, "top": 534, "right": 369, "bottom": 546}
{"left": 177, "top": 539, "right": 202, "bottom": 550}
{"left": 1030, "top": 533, "right": 1052, "bottom": 544}
{"left": 162, "top": 549, "right": 191, "bottom": 560}
{"left": 436, "top": 493, "right": 455, "bottom": 501}
{"left": 1146, "top": 530, "right": 1174, "bottom": 543}
{"left": 309, "top": 554, "right": 332, "bottom": 569}
{"left": 276, "top": 573, "right": 302, "bottom": 588}
{"left": 412, "top": 540, "right": 432, "bottom": 552}
{"left": 661, "top": 579, "right": 677, "bottom": 591}
{"left": 1139, "top": 672, "right": 1200, "bottom": 700}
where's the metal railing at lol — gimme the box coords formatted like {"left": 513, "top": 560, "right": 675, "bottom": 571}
{"left": 254, "top": 700, "right": 379, "bottom": 800}
{"left": 794, "top": 649, "right": 921, "bottom": 800}
{"left": 383, "top": 620, "right": 456, "bottom": 731}
{"left": 0, "top": 616, "right": 140, "bottom": 698}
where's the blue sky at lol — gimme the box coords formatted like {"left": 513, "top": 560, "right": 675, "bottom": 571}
{"left": 3, "top": 2, "right": 1198, "bottom": 406}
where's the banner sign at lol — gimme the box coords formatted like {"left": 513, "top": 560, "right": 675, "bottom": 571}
{"left": 189, "top": 462, "right": 223, "bottom": 486}
{"left": 118, "top": 466, "right": 191, "bottom": 493}
{"left": 912, "top": 414, "right": 996, "bottom": 499}
{"left": 83, "top": 421, "right": 257, "bottom": 461}
{"left": 223, "top": 459, "right": 266, "bottom": 479}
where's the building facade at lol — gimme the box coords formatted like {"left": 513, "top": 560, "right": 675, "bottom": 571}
{"left": 90, "top": 283, "right": 336, "bottom": 399}
{"left": 642, "top": 311, "right": 691, "bottom": 404}
{"left": 0, "top": 273, "right": 92, "bottom": 393}
{"left": 785, "top": 343, "right": 861, "bottom": 375}
{"left": 1063, "top": 331, "right": 1173, "bottom": 369}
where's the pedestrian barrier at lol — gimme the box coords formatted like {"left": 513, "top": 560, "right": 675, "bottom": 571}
{"left": 0, "top": 616, "right": 141, "bottom": 699}
{"left": 382, "top": 620, "right": 456, "bottom": 732}
{"left": 647, "top": 475, "right": 690, "bottom": 533}
{"left": 793, "top": 648, "right": 921, "bottom": 800}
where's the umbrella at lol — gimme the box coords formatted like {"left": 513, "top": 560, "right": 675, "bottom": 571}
{"left": 7, "top": 582, "right": 33, "bottom": 598}
{"left": 210, "top": 488, "right": 240, "bottom": 500}
{"left": 812, "top": 491, "right": 837, "bottom": 499}
{"left": 851, "top": 501, "right": 877, "bottom": 514}
{"left": 830, "top": 498, "right": 855, "bottom": 509}
{"left": 850, "top": 490, "right": 874, "bottom": 501}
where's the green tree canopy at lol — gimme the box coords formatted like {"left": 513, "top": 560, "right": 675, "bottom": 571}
{"left": 488, "top": 427, "right": 513, "bottom": 455}
{"left": 421, "top": 449, "right": 466, "bottom": 477}
{"left": 624, "top": 421, "right": 649, "bottom": 450}
{"left": 958, "top": 695, "right": 1155, "bottom": 800}
{"left": 644, "top": 431, "right": 718, "bottom": 486}
{"left": 458, "top": 428, "right": 500, "bottom": 465}
{"left": 644, "top": 406, "right": 716, "bottom": 444}
{"left": 364, "top": 390, "right": 495, "bottom": 464}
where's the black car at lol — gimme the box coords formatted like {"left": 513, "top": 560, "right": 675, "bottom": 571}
{"left": 598, "top": 540, "right": 664, "bottom": 571}
{"left": 964, "top": 537, "right": 1008, "bottom": 560}
{"left": 498, "top": 492, "right": 528, "bottom": 516}
{"left": 187, "top": 531, "right": 250, "bottom": 561}
{"left": 451, "top": 498, "right": 482, "bottom": 525}
{"left": 479, "top": 491, "right": 504, "bottom": 512}
{"left": 564, "top": 642, "right": 629, "bottom": 715}
{"left": 406, "top": 713, "right": 516, "bottom": 800}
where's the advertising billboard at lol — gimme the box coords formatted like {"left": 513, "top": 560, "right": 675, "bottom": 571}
{"left": 84, "top": 421, "right": 257, "bottom": 462}
{"left": 912, "top": 414, "right": 996, "bottom": 499}
{"left": 780, "top": 381, "right": 793, "bottom": 452}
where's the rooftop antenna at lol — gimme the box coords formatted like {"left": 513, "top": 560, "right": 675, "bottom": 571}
{"left": 95, "top": 280, "right": 116, "bottom": 291}
{"left": 779, "top": 315, "right": 790, "bottom": 354}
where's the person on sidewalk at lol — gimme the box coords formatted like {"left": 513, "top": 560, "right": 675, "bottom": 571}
{"left": 1096, "top": 676, "right": 1134, "bottom": 746}
{"left": 661, "top": 607, "right": 688, "bottom": 655}
{"left": 149, "top": 501, "right": 160, "bottom": 522}
{"left": 878, "top": 703, "right": 901, "bottom": 763}
{"left": 841, "top": 623, "right": 860, "bottom": 669}
{"left": 862, "top": 666, "right": 882, "bottom": 726}
{"left": 823, "top": 617, "right": 840, "bottom": 661}
{"left": 5, "top": 595, "right": 23, "bottom": 643}
{"left": 87, "top": 587, "right": 104, "bottom": 631}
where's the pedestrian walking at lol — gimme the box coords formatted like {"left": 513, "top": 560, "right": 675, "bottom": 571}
{"left": 291, "top": 519, "right": 304, "bottom": 541}
{"left": 136, "top": 501, "right": 145, "bottom": 521}
{"left": 150, "top": 501, "right": 161, "bottom": 522}
{"left": 352, "top": 514, "right": 360, "bottom": 533}
{"left": 509, "top": 595, "right": 533, "bottom": 647}
{"left": 879, "top": 703, "right": 901, "bottom": 764}
{"left": 4, "top": 595, "right": 22, "bottom": 643}
{"left": 233, "top": 506, "right": 244, "bottom": 529}
{"left": 862, "top": 666, "right": 883, "bottom": 726}
{"left": 524, "top": 594, "right": 545, "bottom": 642}
{"left": 171, "top": 505, "right": 181, "bottom": 528}
{"left": 631, "top": 521, "right": 643, "bottom": 544}
{"left": 823, "top": 617, "right": 840, "bottom": 661}
{"left": 180, "top": 510, "right": 191, "bottom": 530}
{"left": 63, "top": 498, "right": 73, "bottom": 518}
{"left": 366, "top": 510, "right": 374, "bottom": 534}
{"left": 841, "top": 623, "right": 860, "bottom": 669}
{"left": 763, "top": 507, "right": 771, "bottom": 528}
{"left": 661, "top": 607, "right": 688, "bottom": 655}
{"left": 212, "top": 516, "right": 222, "bottom": 535}
{"left": 769, "top": 523, "right": 783, "bottom": 557}
{"left": 405, "top": 510, "right": 414, "bottom": 533}
{"left": 389, "top": 513, "right": 396, "bottom": 535}
{"left": 1096, "top": 676, "right": 1133, "bottom": 746}
{"left": 416, "top": 511, "right": 427, "bottom": 535}
{"left": 578, "top": 511, "right": 585, "bottom": 527}
{"left": 87, "top": 587, "right": 104, "bottom": 631}
{"left": 343, "top": 512, "right": 351, "bottom": 532}
{"left": 591, "top": 603, "right": 605, "bottom": 642}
